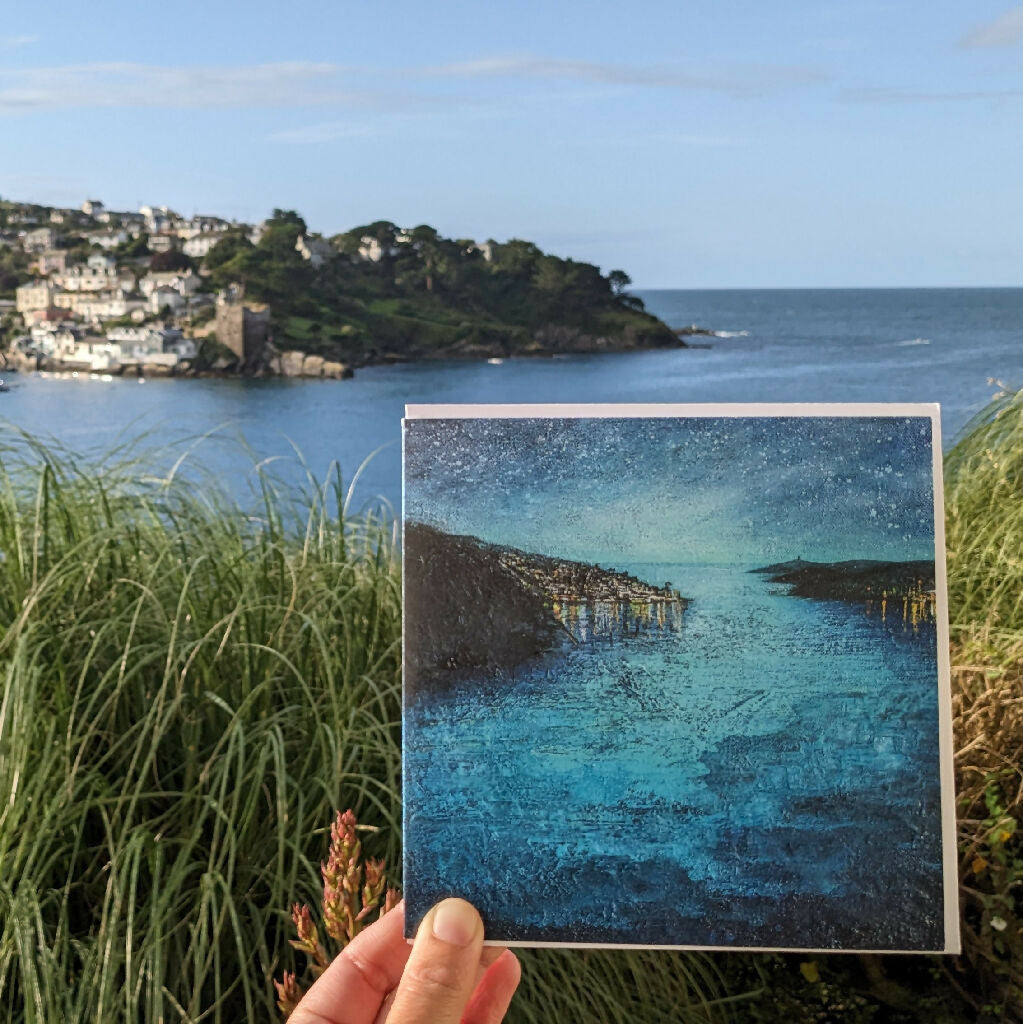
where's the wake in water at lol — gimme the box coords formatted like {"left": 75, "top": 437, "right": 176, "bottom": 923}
{"left": 894, "top": 338, "right": 930, "bottom": 347}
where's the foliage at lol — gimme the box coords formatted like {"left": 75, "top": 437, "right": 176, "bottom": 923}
{"left": 0, "top": 431, "right": 403, "bottom": 1023}
{"left": 2, "top": 392, "right": 1021, "bottom": 1022}
{"left": 945, "top": 387, "right": 1023, "bottom": 1018}
{"left": 275, "top": 808, "right": 400, "bottom": 1017}
{"left": 149, "top": 249, "right": 195, "bottom": 273}
{"left": 202, "top": 215, "right": 673, "bottom": 361}
{"left": 0, "top": 246, "right": 32, "bottom": 298}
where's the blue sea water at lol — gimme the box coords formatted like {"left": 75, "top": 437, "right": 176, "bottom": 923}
{"left": 404, "top": 563, "right": 943, "bottom": 949}
{"left": 1, "top": 287, "right": 1019, "bottom": 508}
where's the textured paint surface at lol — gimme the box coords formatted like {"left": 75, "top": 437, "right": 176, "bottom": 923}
{"left": 402, "top": 415, "right": 944, "bottom": 949}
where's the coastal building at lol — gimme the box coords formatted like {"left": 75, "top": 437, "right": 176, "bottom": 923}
{"left": 81, "top": 199, "right": 105, "bottom": 218}
{"left": 295, "top": 234, "right": 333, "bottom": 267}
{"left": 182, "top": 234, "right": 220, "bottom": 258}
{"left": 88, "top": 229, "right": 129, "bottom": 249}
{"left": 149, "top": 286, "right": 186, "bottom": 315}
{"left": 148, "top": 233, "right": 177, "bottom": 253}
{"left": 22, "top": 227, "right": 59, "bottom": 252}
{"left": 23, "top": 306, "right": 71, "bottom": 325}
{"left": 54, "top": 263, "right": 130, "bottom": 293}
{"left": 33, "top": 250, "right": 68, "bottom": 275}
{"left": 140, "top": 270, "right": 200, "bottom": 297}
{"left": 16, "top": 280, "right": 60, "bottom": 313}
{"left": 215, "top": 287, "right": 270, "bottom": 366}
{"left": 140, "top": 205, "right": 175, "bottom": 233}
{"left": 356, "top": 236, "right": 397, "bottom": 262}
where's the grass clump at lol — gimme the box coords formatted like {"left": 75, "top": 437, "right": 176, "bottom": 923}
{"left": 0, "top": 430, "right": 737, "bottom": 1022}
{"left": 946, "top": 387, "right": 1023, "bottom": 1017}
{"left": 0, "top": 431, "right": 403, "bottom": 1022}
{"left": 4, "top": 389, "right": 1022, "bottom": 1023}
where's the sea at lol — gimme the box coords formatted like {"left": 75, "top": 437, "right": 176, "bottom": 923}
{"left": 404, "top": 562, "right": 943, "bottom": 948}
{"left": 1, "top": 287, "right": 1020, "bottom": 509}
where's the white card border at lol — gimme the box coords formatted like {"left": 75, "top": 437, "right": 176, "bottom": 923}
{"left": 401, "top": 401, "right": 960, "bottom": 954}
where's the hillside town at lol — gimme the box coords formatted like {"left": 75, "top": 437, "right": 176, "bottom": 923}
{"left": 0, "top": 198, "right": 367, "bottom": 378}
{"left": 0, "top": 196, "right": 678, "bottom": 379}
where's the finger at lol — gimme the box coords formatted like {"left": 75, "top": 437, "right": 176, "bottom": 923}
{"left": 469, "top": 944, "right": 509, "bottom": 995}
{"left": 291, "top": 902, "right": 411, "bottom": 1024}
{"left": 386, "top": 898, "right": 484, "bottom": 1024}
{"left": 380, "top": 946, "right": 502, "bottom": 1024}
{"left": 462, "top": 951, "right": 522, "bottom": 1024}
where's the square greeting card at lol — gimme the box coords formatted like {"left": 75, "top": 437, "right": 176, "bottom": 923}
{"left": 401, "top": 404, "right": 958, "bottom": 952}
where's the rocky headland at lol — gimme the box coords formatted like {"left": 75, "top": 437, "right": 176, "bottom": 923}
{"left": 404, "top": 522, "right": 688, "bottom": 695}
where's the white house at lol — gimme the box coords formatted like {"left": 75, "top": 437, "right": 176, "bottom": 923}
{"left": 148, "top": 234, "right": 177, "bottom": 253}
{"left": 356, "top": 236, "right": 399, "bottom": 262}
{"left": 149, "top": 286, "right": 186, "bottom": 314}
{"left": 22, "top": 227, "right": 59, "bottom": 252}
{"left": 182, "top": 235, "right": 220, "bottom": 258}
{"left": 88, "top": 229, "right": 128, "bottom": 249}
{"left": 34, "top": 250, "right": 68, "bottom": 275}
{"left": 139, "top": 269, "right": 200, "bottom": 298}
{"left": 15, "top": 281, "right": 61, "bottom": 313}
{"left": 55, "top": 264, "right": 129, "bottom": 293}
{"left": 295, "top": 234, "right": 333, "bottom": 267}
{"left": 81, "top": 200, "right": 105, "bottom": 218}
{"left": 88, "top": 252, "right": 116, "bottom": 272}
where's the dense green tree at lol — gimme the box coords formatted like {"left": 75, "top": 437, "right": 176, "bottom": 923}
{"left": 149, "top": 249, "right": 195, "bottom": 273}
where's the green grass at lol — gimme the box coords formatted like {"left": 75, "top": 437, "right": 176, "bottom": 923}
{"left": 0, "top": 429, "right": 742, "bottom": 1023}
{"left": 2, "top": 390, "right": 1022, "bottom": 1022}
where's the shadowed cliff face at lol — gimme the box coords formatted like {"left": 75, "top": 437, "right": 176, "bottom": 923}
{"left": 403, "top": 522, "right": 560, "bottom": 698}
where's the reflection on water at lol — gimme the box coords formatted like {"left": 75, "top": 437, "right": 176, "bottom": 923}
{"left": 404, "top": 563, "right": 945, "bottom": 949}
{"left": 553, "top": 598, "right": 687, "bottom": 642}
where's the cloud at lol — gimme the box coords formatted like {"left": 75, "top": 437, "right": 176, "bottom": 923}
{"left": 0, "top": 61, "right": 373, "bottom": 112}
{"left": 959, "top": 7, "right": 1023, "bottom": 48}
{"left": 840, "top": 85, "right": 1023, "bottom": 103}
{"left": 0, "top": 54, "right": 827, "bottom": 117}
{"left": 0, "top": 34, "right": 37, "bottom": 49}
{"left": 423, "top": 55, "right": 828, "bottom": 96}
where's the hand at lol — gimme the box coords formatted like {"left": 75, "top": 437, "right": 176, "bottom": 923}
{"left": 289, "top": 898, "right": 521, "bottom": 1024}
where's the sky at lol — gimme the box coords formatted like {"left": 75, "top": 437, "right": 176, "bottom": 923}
{"left": 1, "top": 1, "right": 1022, "bottom": 287}
{"left": 403, "top": 415, "right": 937, "bottom": 565}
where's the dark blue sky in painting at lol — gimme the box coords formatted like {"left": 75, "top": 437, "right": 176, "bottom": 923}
{"left": 403, "top": 416, "right": 937, "bottom": 566}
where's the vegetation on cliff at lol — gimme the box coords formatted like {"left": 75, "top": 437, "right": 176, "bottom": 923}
{"left": 204, "top": 210, "right": 680, "bottom": 365}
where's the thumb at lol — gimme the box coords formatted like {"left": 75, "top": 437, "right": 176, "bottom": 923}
{"left": 387, "top": 898, "right": 484, "bottom": 1024}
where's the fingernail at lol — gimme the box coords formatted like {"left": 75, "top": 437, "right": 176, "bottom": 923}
{"left": 431, "top": 898, "right": 479, "bottom": 947}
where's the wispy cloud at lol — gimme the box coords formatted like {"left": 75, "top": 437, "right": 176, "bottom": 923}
{"left": 423, "top": 55, "right": 828, "bottom": 96}
{"left": 0, "top": 34, "right": 37, "bottom": 49}
{"left": 840, "top": 85, "right": 1023, "bottom": 103}
{"left": 959, "top": 7, "right": 1023, "bottom": 48}
{"left": 0, "top": 62, "right": 369, "bottom": 112}
{"left": 0, "top": 53, "right": 828, "bottom": 117}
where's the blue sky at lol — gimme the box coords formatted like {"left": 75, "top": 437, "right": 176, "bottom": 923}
{"left": 404, "top": 416, "right": 936, "bottom": 565}
{"left": 2, "top": 1, "right": 1022, "bottom": 286}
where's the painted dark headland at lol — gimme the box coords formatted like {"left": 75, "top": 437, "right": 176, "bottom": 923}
{"left": 753, "top": 557, "right": 936, "bottom": 615}
{"left": 404, "top": 521, "right": 687, "bottom": 696}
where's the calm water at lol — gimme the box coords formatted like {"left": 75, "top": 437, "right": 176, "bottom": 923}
{"left": 1, "top": 288, "right": 1019, "bottom": 508}
{"left": 404, "top": 563, "right": 943, "bottom": 948}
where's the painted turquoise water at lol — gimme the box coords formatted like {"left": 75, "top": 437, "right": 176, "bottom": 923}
{"left": 404, "top": 563, "right": 942, "bottom": 948}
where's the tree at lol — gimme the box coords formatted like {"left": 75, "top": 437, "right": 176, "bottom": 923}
{"left": 150, "top": 249, "right": 195, "bottom": 273}
{"left": 608, "top": 269, "right": 631, "bottom": 296}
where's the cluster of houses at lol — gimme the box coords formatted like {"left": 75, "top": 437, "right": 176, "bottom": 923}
{"left": 1, "top": 196, "right": 495, "bottom": 376}
{"left": 495, "top": 547, "right": 684, "bottom": 606}
{"left": 4, "top": 200, "right": 242, "bottom": 373}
